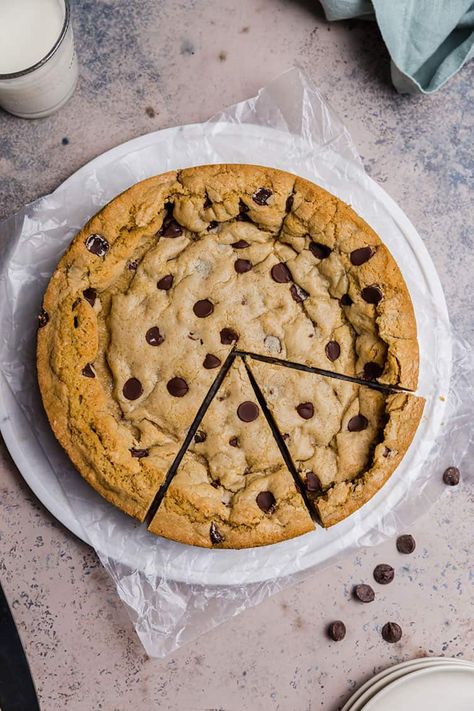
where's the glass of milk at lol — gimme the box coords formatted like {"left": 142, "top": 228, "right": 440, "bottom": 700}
{"left": 0, "top": 0, "right": 78, "bottom": 118}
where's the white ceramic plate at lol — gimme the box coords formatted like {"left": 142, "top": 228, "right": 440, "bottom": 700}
{"left": 362, "top": 665, "right": 474, "bottom": 711}
{"left": 0, "top": 122, "right": 452, "bottom": 585}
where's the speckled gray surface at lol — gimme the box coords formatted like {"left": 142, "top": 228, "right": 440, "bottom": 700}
{"left": 0, "top": 1, "right": 473, "bottom": 709}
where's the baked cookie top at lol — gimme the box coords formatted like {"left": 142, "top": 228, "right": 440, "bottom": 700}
{"left": 37, "top": 164, "right": 420, "bottom": 544}
{"left": 148, "top": 358, "right": 314, "bottom": 548}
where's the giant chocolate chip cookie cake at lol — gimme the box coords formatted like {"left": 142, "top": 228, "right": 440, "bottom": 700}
{"left": 37, "top": 164, "right": 424, "bottom": 549}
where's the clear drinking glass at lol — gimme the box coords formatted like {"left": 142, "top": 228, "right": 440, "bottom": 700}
{"left": 0, "top": 0, "right": 78, "bottom": 119}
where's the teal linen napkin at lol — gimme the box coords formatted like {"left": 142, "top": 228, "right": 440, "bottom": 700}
{"left": 319, "top": 0, "right": 474, "bottom": 94}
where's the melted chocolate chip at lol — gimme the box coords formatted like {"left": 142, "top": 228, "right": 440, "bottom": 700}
{"left": 363, "top": 362, "right": 384, "bottom": 380}
{"left": 73, "top": 316, "right": 79, "bottom": 329}
{"left": 443, "top": 466, "right": 460, "bottom": 485}
{"left": 203, "top": 353, "right": 221, "bottom": 369}
{"left": 382, "top": 622, "right": 402, "bottom": 643}
{"left": 210, "top": 478, "right": 220, "bottom": 489}
{"left": 204, "top": 193, "right": 212, "bottom": 208}
{"left": 194, "top": 430, "right": 207, "bottom": 444}
{"left": 256, "top": 491, "right": 276, "bottom": 513}
{"left": 229, "top": 436, "right": 240, "bottom": 447}
{"left": 210, "top": 522, "right": 224, "bottom": 545}
{"left": 130, "top": 448, "right": 149, "bottom": 458}
{"left": 167, "top": 377, "right": 189, "bottom": 397}
{"left": 296, "top": 402, "right": 314, "bottom": 420}
{"left": 83, "top": 288, "right": 97, "bottom": 306}
{"left": 157, "top": 274, "right": 173, "bottom": 291}
{"left": 220, "top": 327, "right": 238, "bottom": 345}
{"left": 85, "top": 234, "right": 109, "bottom": 257}
{"left": 373, "top": 563, "right": 394, "bottom": 585}
{"left": 252, "top": 187, "right": 272, "bottom": 205}
{"left": 340, "top": 293, "right": 353, "bottom": 306}
{"left": 361, "top": 285, "right": 383, "bottom": 304}
{"left": 305, "top": 472, "right": 322, "bottom": 493}
{"left": 396, "top": 534, "right": 416, "bottom": 554}
{"left": 328, "top": 621, "right": 346, "bottom": 642}
{"left": 234, "top": 259, "right": 252, "bottom": 274}
{"left": 123, "top": 377, "right": 143, "bottom": 400}
{"left": 271, "top": 262, "right": 292, "bottom": 283}
{"left": 290, "top": 283, "right": 309, "bottom": 303}
{"left": 309, "top": 241, "right": 331, "bottom": 260}
{"left": 325, "top": 341, "right": 341, "bottom": 362}
{"left": 81, "top": 363, "right": 95, "bottom": 378}
{"left": 347, "top": 414, "right": 368, "bottom": 432}
{"left": 159, "top": 216, "right": 183, "bottom": 238}
{"left": 238, "top": 199, "right": 249, "bottom": 213}
{"left": 285, "top": 194, "right": 294, "bottom": 212}
{"left": 193, "top": 299, "right": 214, "bottom": 318}
{"left": 353, "top": 584, "right": 375, "bottom": 603}
{"left": 145, "top": 327, "right": 164, "bottom": 346}
{"left": 207, "top": 220, "right": 218, "bottom": 231}
{"left": 231, "top": 239, "right": 249, "bottom": 249}
{"left": 38, "top": 309, "right": 49, "bottom": 328}
{"left": 350, "top": 246, "right": 374, "bottom": 266}
{"left": 237, "top": 401, "right": 259, "bottom": 422}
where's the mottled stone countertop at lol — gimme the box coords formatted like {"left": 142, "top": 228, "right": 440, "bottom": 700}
{"left": 1, "top": 1, "right": 473, "bottom": 709}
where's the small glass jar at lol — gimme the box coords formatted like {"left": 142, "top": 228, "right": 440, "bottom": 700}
{"left": 0, "top": 0, "right": 78, "bottom": 119}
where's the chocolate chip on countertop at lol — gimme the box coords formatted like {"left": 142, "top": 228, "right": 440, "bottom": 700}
{"left": 229, "top": 436, "right": 240, "bottom": 447}
{"left": 231, "top": 239, "right": 250, "bottom": 249}
{"left": 373, "top": 563, "right": 395, "bottom": 585}
{"left": 203, "top": 353, "right": 221, "bottom": 369}
{"left": 256, "top": 491, "right": 276, "bottom": 513}
{"left": 83, "top": 287, "right": 97, "bottom": 306}
{"left": 325, "top": 341, "right": 340, "bottom": 362}
{"left": 361, "top": 285, "right": 383, "bottom": 305}
{"left": 353, "top": 584, "right": 375, "bottom": 603}
{"left": 340, "top": 293, "right": 353, "bottom": 306}
{"left": 396, "top": 534, "right": 416, "bottom": 554}
{"left": 145, "top": 326, "right": 165, "bottom": 346}
{"left": 220, "top": 327, "right": 239, "bottom": 344}
{"left": 123, "top": 377, "right": 143, "bottom": 400}
{"left": 38, "top": 308, "right": 49, "bottom": 327}
{"left": 252, "top": 187, "right": 272, "bottom": 205}
{"left": 363, "top": 362, "right": 384, "bottom": 380}
{"left": 309, "top": 241, "right": 332, "bottom": 260}
{"left": 347, "top": 414, "right": 368, "bottom": 432}
{"left": 81, "top": 363, "right": 95, "bottom": 378}
{"left": 328, "top": 621, "right": 346, "bottom": 642}
{"left": 130, "top": 448, "right": 149, "bottom": 458}
{"left": 237, "top": 401, "right": 259, "bottom": 422}
{"left": 234, "top": 258, "right": 252, "bottom": 274}
{"left": 296, "top": 402, "right": 314, "bottom": 420}
{"left": 167, "top": 377, "right": 189, "bottom": 397}
{"left": 305, "top": 472, "right": 322, "bottom": 493}
{"left": 193, "top": 299, "right": 214, "bottom": 318}
{"left": 159, "top": 216, "right": 183, "bottom": 238}
{"left": 382, "top": 622, "right": 402, "bottom": 643}
{"left": 271, "top": 262, "right": 292, "bottom": 283}
{"left": 443, "top": 466, "right": 460, "bottom": 486}
{"left": 157, "top": 274, "right": 173, "bottom": 290}
{"left": 194, "top": 430, "right": 207, "bottom": 444}
{"left": 85, "top": 234, "right": 109, "bottom": 257}
{"left": 350, "top": 246, "right": 374, "bottom": 266}
{"left": 210, "top": 521, "right": 224, "bottom": 544}
{"left": 290, "top": 283, "right": 309, "bottom": 303}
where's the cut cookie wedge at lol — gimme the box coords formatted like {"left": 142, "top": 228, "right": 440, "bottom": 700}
{"left": 148, "top": 358, "right": 315, "bottom": 548}
{"left": 246, "top": 358, "right": 425, "bottom": 527}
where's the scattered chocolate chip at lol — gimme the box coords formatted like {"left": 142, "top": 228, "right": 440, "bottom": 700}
{"left": 73, "top": 315, "right": 79, "bottom": 329}
{"left": 130, "top": 448, "right": 149, "bottom": 458}
{"left": 350, "top": 246, "right": 374, "bottom": 266}
{"left": 81, "top": 363, "right": 95, "bottom": 378}
{"left": 157, "top": 274, "right": 173, "bottom": 290}
{"left": 38, "top": 308, "right": 49, "bottom": 327}
{"left": 443, "top": 466, "right": 460, "bottom": 486}
{"left": 256, "top": 491, "right": 276, "bottom": 513}
{"left": 194, "top": 430, "right": 207, "bottom": 444}
{"left": 159, "top": 216, "right": 183, "bottom": 238}
{"left": 285, "top": 194, "right": 294, "bottom": 212}
{"left": 237, "top": 401, "right": 259, "bottom": 422}
{"left": 210, "top": 522, "right": 224, "bottom": 545}
{"left": 340, "top": 293, "right": 353, "bottom": 306}
{"left": 383, "top": 447, "right": 391, "bottom": 458}
{"left": 61, "top": 137, "right": 69, "bottom": 145}
{"left": 361, "top": 285, "right": 383, "bottom": 305}
{"left": 353, "top": 584, "right": 375, "bottom": 603}
{"left": 193, "top": 299, "right": 214, "bottom": 318}
{"left": 348, "top": 414, "right": 368, "bottom": 432}
{"left": 290, "top": 283, "right": 309, "bottom": 303}
{"left": 397, "top": 534, "right": 416, "bottom": 554}
{"left": 328, "top": 621, "right": 346, "bottom": 642}
{"left": 382, "top": 622, "right": 402, "bottom": 643}
{"left": 229, "top": 436, "right": 240, "bottom": 447}
{"left": 167, "top": 377, "right": 189, "bottom": 397}
{"left": 363, "top": 362, "right": 384, "bottom": 380}
{"left": 238, "top": 199, "right": 249, "bottom": 213}
{"left": 271, "top": 262, "right": 292, "bottom": 283}
{"left": 204, "top": 193, "right": 212, "bottom": 208}
{"left": 373, "top": 563, "right": 394, "bottom": 585}
{"left": 128, "top": 260, "right": 138, "bottom": 271}
{"left": 123, "top": 377, "right": 143, "bottom": 400}
{"left": 235, "top": 199, "right": 251, "bottom": 221}
{"left": 231, "top": 239, "right": 249, "bottom": 249}
{"left": 203, "top": 353, "right": 221, "bottom": 369}
{"left": 234, "top": 258, "right": 252, "bottom": 274}
{"left": 305, "top": 472, "right": 322, "bottom": 493}
{"left": 296, "top": 402, "right": 314, "bottom": 420}
{"left": 83, "top": 287, "right": 97, "bottom": 306}
{"left": 220, "top": 327, "right": 238, "bottom": 344}
{"left": 85, "top": 233, "right": 109, "bottom": 257}
{"left": 145, "top": 327, "right": 164, "bottom": 346}
{"left": 252, "top": 187, "right": 272, "bottom": 205}
{"left": 309, "top": 241, "right": 332, "bottom": 260}
{"left": 207, "top": 220, "right": 218, "bottom": 231}
{"left": 325, "top": 341, "right": 341, "bottom": 362}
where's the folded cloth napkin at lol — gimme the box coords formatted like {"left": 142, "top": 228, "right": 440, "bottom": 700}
{"left": 319, "top": 0, "right": 474, "bottom": 94}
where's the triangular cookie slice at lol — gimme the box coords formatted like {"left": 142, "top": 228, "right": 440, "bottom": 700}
{"left": 148, "top": 358, "right": 315, "bottom": 548}
{"left": 247, "top": 358, "right": 424, "bottom": 527}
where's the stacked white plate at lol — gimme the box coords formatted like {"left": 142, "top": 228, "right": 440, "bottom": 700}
{"left": 342, "top": 657, "right": 474, "bottom": 710}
